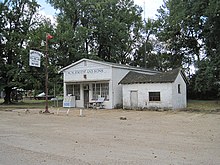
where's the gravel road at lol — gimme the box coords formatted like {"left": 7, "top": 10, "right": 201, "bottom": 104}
{"left": 0, "top": 109, "right": 219, "bottom": 165}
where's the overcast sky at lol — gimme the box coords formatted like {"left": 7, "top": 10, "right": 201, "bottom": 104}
{"left": 37, "top": 0, "right": 164, "bottom": 20}
{"left": 134, "top": 0, "right": 164, "bottom": 19}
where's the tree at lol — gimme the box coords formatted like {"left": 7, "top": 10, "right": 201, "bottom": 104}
{"left": 188, "top": 60, "right": 219, "bottom": 99}
{"left": 24, "top": 18, "right": 58, "bottom": 97}
{"left": 0, "top": 0, "right": 40, "bottom": 104}
{"left": 156, "top": 0, "right": 220, "bottom": 99}
{"left": 48, "top": 0, "right": 143, "bottom": 66}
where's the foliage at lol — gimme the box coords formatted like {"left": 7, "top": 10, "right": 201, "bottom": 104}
{"left": 48, "top": 0, "right": 143, "bottom": 66}
{"left": 188, "top": 60, "right": 219, "bottom": 99}
{"left": 156, "top": 0, "right": 220, "bottom": 99}
{"left": 0, "top": 0, "right": 41, "bottom": 104}
{"left": 1, "top": 0, "right": 219, "bottom": 103}
{"left": 0, "top": 0, "right": 62, "bottom": 104}
{"left": 25, "top": 19, "right": 62, "bottom": 97}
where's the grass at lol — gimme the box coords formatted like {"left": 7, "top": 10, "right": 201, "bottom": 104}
{"left": 186, "top": 100, "right": 220, "bottom": 112}
{"left": 0, "top": 98, "right": 63, "bottom": 111}
{"left": 0, "top": 99, "right": 219, "bottom": 113}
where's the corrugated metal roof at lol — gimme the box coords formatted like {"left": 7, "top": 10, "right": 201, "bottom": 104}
{"left": 119, "top": 68, "right": 183, "bottom": 84}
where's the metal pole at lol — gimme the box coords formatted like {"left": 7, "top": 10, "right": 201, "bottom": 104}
{"left": 44, "top": 34, "right": 50, "bottom": 113}
{"left": 143, "top": 0, "right": 147, "bottom": 69}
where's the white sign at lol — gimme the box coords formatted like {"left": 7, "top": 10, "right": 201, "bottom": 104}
{"left": 67, "top": 68, "right": 104, "bottom": 75}
{"left": 29, "top": 50, "right": 43, "bottom": 67}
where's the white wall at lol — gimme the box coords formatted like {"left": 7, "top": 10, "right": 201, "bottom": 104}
{"left": 122, "top": 83, "right": 173, "bottom": 109}
{"left": 111, "top": 67, "right": 158, "bottom": 109}
{"left": 64, "top": 61, "right": 112, "bottom": 82}
{"left": 112, "top": 68, "right": 130, "bottom": 108}
{"left": 172, "top": 73, "right": 187, "bottom": 109}
{"left": 62, "top": 59, "right": 159, "bottom": 109}
{"left": 63, "top": 61, "right": 113, "bottom": 109}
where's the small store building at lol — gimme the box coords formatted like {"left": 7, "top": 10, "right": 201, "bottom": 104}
{"left": 119, "top": 68, "right": 187, "bottom": 110}
{"left": 59, "top": 58, "right": 158, "bottom": 109}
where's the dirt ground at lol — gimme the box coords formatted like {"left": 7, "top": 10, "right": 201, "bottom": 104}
{"left": 0, "top": 108, "right": 219, "bottom": 165}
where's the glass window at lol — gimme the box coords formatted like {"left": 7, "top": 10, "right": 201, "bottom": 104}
{"left": 74, "top": 84, "right": 80, "bottom": 100}
{"left": 149, "top": 92, "right": 160, "bottom": 101}
{"left": 66, "top": 84, "right": 80, "bottom": 100}
{"left": 66, "top": 84, "right": 73, "bottom": 96}
{"left": 178, "top": 84, "right": 181, "bottom": 94}
{"left": 92, "top": 83, "right": 109, "bottom": 100}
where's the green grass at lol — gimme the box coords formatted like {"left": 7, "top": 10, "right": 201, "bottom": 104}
{"left": 186, "top": 100, "right": 220, "bottom": 112}
{"left": 0, "top": 99, "right": 219, "bottom": 113}
{"left": 0, "top": 99, "right": 63, "bottom": 111}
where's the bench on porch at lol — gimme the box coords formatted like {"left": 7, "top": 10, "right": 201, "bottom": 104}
{"left": 87, "top": 97, "right": 105, "bottom": 109}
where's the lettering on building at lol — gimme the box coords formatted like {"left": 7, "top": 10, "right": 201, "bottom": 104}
{"left": 67, "top": 68, "right": 105, "bottom": 75}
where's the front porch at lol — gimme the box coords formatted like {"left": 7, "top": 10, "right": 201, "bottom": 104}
{"left": 64, "top": 81, "right": 110, "bottom": 109}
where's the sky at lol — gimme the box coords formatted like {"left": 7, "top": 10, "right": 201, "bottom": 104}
{"left": 37, "top": 0, "right": 164, "bottom": 20}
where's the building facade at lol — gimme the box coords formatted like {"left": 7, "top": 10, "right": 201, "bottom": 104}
{"left": 59, "top": 58, "right": 158, "bottom": 109}
{"left": 119, "top": 68, "right": 187, "bottom": 110}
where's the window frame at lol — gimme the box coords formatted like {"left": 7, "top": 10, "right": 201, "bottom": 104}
{"left": 149, "top": 92, "right": 161, "bottom": 101}
{"left": 92, "top": 83, "right": 109, "bottom": 101}
{"left": 66, "top": 84, "right": 80, "bottom": 100}
{"left": 178, "top": 84, "right": 181, "bottom": 94}
{"left": 66, "top": 84, "right": 73, "bottom": 96}
{"left": 74, "top": 84, "right": 80, "bottom": 100}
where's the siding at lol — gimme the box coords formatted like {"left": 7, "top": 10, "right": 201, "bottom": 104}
{"left": 172, "top": 73, "right": 187, "bottom": 109}
{"left": 64, "top": 62, "right": 112, "bottom": 82}
{"left": 122, "top": 72, "right": 187, "bottom": 110}
{"left": 122, "top": 83, "right": 173, "bottom": 109}
{"left": 112, "top": 68, "right": 130, "bottom": 108}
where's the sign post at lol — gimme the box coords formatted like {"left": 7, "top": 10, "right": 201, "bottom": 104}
{"left": 44, "top": 33, "right": 53, "bottom": 113}
{"left": 29, "top": 34, "right": 53, "bottom": 113}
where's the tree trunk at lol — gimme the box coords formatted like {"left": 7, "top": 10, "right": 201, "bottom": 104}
{"left": 3, "top": 87, "right": 12, "bottom": 104}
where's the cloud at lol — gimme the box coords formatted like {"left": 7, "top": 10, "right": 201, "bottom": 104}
{"left": 38, "top": 9, "right": 57, "bottom": 25}
{"left": 37, "top": 0, "right": 57, "bottom": 25}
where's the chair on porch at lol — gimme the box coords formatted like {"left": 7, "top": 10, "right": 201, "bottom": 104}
{"left": 95, "top": 97, "right": 105, "bottom": 109}
{"left": 87, "top": 97, "right": 105, "bottom": 109}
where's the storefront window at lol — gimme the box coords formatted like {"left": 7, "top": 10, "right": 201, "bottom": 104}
{"left": 66, "top": 84, "right": 73, "bottom": 96}
{"left": 74, "top": 84, "right": 80, "bottom": 100}
{"left": 66, "top": 84, "right": 80, "bottom": 100}
{"left": 92, "top": 83, "right": 109, "bottom": 100}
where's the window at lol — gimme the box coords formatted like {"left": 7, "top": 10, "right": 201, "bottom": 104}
{"left": 149, "top": 92, "right": 160, "bottom": 101}
{"left": 92, "top": 83, "right": 109, "bottom": 100}
{"left": 66, "top": 84, "right": 73, "bottom": 96}
{"left": 178, "top": 84, "right": 181, "bottom": 94}
{"left": 74, "top": 84, "right": 80, "bottom": 100}
{"left": 66, "top": 84, "right": 80, "bottom": 100}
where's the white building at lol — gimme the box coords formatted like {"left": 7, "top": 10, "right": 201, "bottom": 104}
{"left": 119, "top": 68, "right": 188, "bottom": 110}
{"left": 59, "top": 58, "right": 158, "bottom": 109}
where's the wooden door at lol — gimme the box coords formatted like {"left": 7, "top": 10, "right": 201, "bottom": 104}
{"left": 130, "top": 91, "right": 138, "bottom": 109}
{"left": 84, "top": 90, "right": 89, "bottom": 108}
